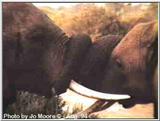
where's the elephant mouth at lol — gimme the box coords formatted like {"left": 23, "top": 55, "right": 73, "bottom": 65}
{"left": 69, "top": 80, "right": 131, "bottom": 101}
{"left": 118, "top": 90, "right": 153, "bottom": 108}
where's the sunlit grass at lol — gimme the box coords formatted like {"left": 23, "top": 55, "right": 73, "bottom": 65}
{"left": 39, "top": 3, "right": 157, "bottom": 42}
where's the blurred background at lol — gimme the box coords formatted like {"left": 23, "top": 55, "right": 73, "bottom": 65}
{"left": 33, "top": 3, "right": 158, "bottom": 42}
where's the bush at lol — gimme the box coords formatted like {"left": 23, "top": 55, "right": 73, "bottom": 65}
{"left": 40, "top": 3, "right": 157, "bottom": 42}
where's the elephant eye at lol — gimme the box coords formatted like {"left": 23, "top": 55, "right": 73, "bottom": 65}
{"left": 115, "top": 59, "right": 123, "bottom": 68}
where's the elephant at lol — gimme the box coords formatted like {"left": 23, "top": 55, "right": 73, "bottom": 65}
{"left": 75, "top": 34, "right": 122, "bottom": 90}
{"left": 3, "top": 3, "right": 92, "bottom": 112}
{"left": 100, "top": 21, "right": 158, "bottom": 111}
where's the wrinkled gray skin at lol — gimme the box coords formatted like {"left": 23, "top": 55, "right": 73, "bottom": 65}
{"left": 75, "top": 35, "right": 122, "bottom": 90}
{"left": 54, "top": 34, "right": 92, "bottom": 93}
{"left": 3, "top": 3, "right": 92, "bottom": 112}
{"left": 100, "top": 22, "right": 158, "bottom": 109}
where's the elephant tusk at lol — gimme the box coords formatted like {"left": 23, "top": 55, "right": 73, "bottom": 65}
{"left": 69, "top": 80, "right": 131, "bottom": 100}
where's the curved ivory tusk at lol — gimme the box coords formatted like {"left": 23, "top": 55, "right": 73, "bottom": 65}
{"left": 69, "top": 80, "right": 131, "bottom": 100}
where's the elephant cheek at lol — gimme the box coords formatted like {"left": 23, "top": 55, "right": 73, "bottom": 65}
{"left": 122, "top": 72, "right": 151, "bottom": 99}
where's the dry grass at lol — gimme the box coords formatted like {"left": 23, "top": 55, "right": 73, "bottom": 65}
{"left": 5, "top": 3, "right": 158, "bottom": 119}
{"left": 39, "top": 3, "right": 157, "bottom": 42}
{"left": 6, "top": 91, "right": 63, "bottom": 116}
